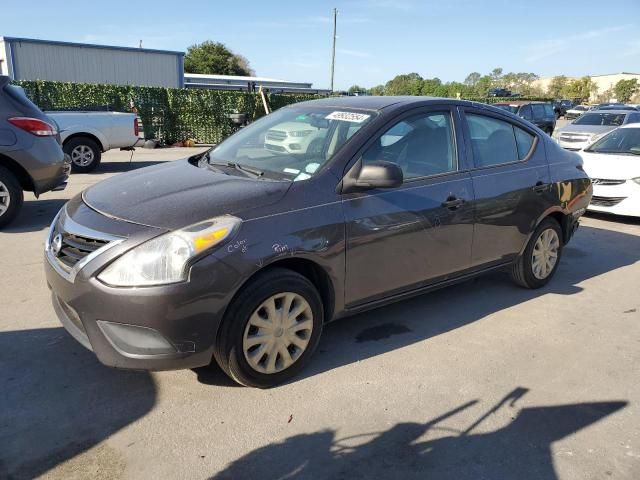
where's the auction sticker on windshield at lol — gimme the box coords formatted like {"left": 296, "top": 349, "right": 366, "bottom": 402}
{"left": 325, "top": 111, "right": 371, "bottom": 123}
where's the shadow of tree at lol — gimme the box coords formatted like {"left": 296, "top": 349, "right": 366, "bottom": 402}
{"left": 0, "top": 328, "right": 156, "bottom": 479}
{"left": 211, "top": 388, "right": 627, "bottom": 480}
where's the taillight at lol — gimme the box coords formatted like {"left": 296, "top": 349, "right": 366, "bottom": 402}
{"left": 134, "top": 118, "right": 140, "bottom": 136}
{"left": 8, "top": 117, "right": 57, "bottom": 136}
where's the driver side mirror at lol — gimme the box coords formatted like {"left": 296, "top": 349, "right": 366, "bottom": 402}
{"left": 342, "top": 160, "right": 403, "bottom": 193}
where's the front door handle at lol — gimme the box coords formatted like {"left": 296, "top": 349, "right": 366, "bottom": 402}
{"left": 442, "top": 196, "right": 465, "bottom": 210}
{"left": 532, "top": 181, "right": 550, "bottom": 194}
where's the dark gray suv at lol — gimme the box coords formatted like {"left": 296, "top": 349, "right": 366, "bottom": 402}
{"left": 0, "top": 76, "right": 70, "bottom": 227}
{"left": 45, "top": 96, "right": 592, "bottom": 387}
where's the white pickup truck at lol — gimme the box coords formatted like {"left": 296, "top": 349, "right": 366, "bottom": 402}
{"left": 47, "top": 111, "right": 144, "bottom": 172}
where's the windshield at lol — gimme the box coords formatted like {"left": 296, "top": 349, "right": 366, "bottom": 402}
{"left": 573, "top": 113, "right": 626, "bottom": 126}
{"left": 208, "top": 106, "right": 375, "bottom": 181}
{"left": 586, "top": 127, "right": 640, "bottom": 155}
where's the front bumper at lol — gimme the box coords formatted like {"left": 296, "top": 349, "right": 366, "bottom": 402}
{"left": 587, "top": 182, "right": 640, "bottom": 217}
{"left": 44, "top": 199, "right": 240, "bottom": 370}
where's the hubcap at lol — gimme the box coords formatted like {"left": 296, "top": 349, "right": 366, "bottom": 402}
{"left": 242, "top": 292, "right": 313, "bottom": 374}
{"left": 531, "top": 228, "right": 560, "bottom": 280}
{"left": 0, "top": 180, "right": 10, "bottom": 216}
{"left": 71, "top": 145, "right": 94, "bottom": 167}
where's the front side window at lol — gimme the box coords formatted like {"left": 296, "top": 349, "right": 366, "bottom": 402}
{"left": 209, "top": 107, "right": 375, "bottom": 181}
{"left": 519, "top": 105, "right": 533, "bottom": 120}
{"left": 362, "top": 112, "right": 457, "bottom": 179}
{"left": 531, "top": 104, "right": 545, "bottom": 120}
{"left": 467, "top": 113, "right": 535, "bottom": 167}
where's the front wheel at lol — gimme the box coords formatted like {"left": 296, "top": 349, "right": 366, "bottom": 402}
{"left": 213, "top": 268, "right": 324, "bottom": 388}
{"left": 0, "top": 166, "right": 24, "bottom": 229}
{"left": 510, "top": 218, "right": 563, "bottom": 289}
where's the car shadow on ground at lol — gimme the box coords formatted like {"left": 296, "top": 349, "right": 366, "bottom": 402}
{"left": 210, "top": 387, "right": 627, "bottom": 480}
{"left": 1, "top": 198, "right": 68, "bottom": 234}
{"left": 0, "top": 328, "right": 156, "bottom": 479}
{"left": 88, "top": 159, "right": 168, "bottom": 174}
{"left": 194, "top": 223, "right": 640, "bottom": 387}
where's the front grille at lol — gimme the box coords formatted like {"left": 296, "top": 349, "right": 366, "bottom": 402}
{"left": 591, "top": 178, "right": 626, "bottom": 186}
{"left": 560, "top": 133, "right": 589, "bottom": 143}
{"left": 50, "top": 221, "right": 111, "bottom": 272}
{"left": 265, "top": 143, "right": 286, "bottom": 153}
{"left": 591, "top": 196, "right": 626, "bottom": 207}
{"left": 266, "top": 130, "right": 287, "bottom": 141}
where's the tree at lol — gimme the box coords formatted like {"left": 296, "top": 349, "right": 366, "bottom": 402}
{"left": 614, "top": 79, "right": 639, "bottom": 103}
{"left": 184, "top": 41, "right": 255, "bottom": 76}
{"left": 384, "top": 73, "right": 424, "bottom": 96}
{"left": 369, "top": 85, "right": 385, "bottom": 96}
{"left": 490, "top": 68, "right": 504, "bottom": 87}
{"left": 561, "top": 77, "right": 597, "bottom": 102}
{"left": 464, "top": 72, "right": 481, "bottom": 87}
{"left": 547, "top": 76, "right": 568, "bottom": 98}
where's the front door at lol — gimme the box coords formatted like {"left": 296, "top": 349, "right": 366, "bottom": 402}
{"left": 342, "top": 107, "right": 475, "bottom": 307}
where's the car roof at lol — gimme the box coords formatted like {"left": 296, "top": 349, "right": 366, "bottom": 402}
{"left": 493, "top": 101, "right": 547, "bottom": 106}
{"left": 290, "top": 95, "right": 481, "bottom": 112}
{"left": 581, "top": 110, "right": 632, "bottom": 115}
{"left": 619, "top": 122, "right": 640, "bottom": 129}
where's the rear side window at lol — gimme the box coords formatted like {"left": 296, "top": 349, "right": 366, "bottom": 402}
{"left": 520, "top": 105, "right": 533, "bottom": 120}
{"left": 543, "top": 104, "right": 555, "bottom": 117}
{"left": 466, "top": 113, "right": 535, "bottom": 167}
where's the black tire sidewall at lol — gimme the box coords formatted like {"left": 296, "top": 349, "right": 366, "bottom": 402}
{"left": 521, "top": 218, "right": 563, "bottom": 288}
{"left": 221, "top": 270, "right": 324, "bottom": 388}
{"left": 0, "top": 166, "right": 24, "bottom": 228}
{"left": 64, "top": 137, "right": 102, "bottom": 173}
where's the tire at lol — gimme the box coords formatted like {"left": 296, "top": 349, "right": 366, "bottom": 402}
{"left": 64, "top": 137, "right": 102, "bottom": 173}
{"left": 213, "top": 268, "right": 324, "bottom": 388}
{"left": 510, "top": 217, "right": 563, "bottom": 289}
{"left": 0, "top": 166, "right": 24, "bottom": 229}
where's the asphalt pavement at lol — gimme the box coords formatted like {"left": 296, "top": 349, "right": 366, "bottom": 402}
{"left": 0, "top": 146, "right": 638, "bottom": 479}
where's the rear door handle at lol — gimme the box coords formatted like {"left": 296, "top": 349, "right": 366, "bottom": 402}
{"left": 532, "top": 181, "right": 550, "bottom": 193}
{"left": 442, "top": 196, "right": 465, "bottom": 209}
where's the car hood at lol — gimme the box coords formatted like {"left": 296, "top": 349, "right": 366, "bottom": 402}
{"left": 82, "top": 159, "right": 291, "bottom": 230}
{"left": 558, "top": 124, "right": 616, "bottom": 135}
{"left": 579, "top": 151, "right": 640, "bottom": 180}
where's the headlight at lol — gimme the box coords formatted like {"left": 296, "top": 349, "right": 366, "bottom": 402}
{"left": 289, "top": 130, "right": 314, "bottom": 137}
{"left": 589, "top": 132, "right": 606, "bottom": 143}
{"left": 98, "top": 215, "right": 241, "bottom": 287}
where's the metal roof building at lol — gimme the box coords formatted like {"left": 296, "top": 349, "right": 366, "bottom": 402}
{"left": 184, "top": 73, "right": 329, "bottom": 94}
{"left": 0, "top": 37, "right": 184, "bottom": 88}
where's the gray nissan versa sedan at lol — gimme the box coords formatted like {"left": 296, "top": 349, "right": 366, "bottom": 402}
{"left": 45, "top": 96, "right": 592, "bottom": 387}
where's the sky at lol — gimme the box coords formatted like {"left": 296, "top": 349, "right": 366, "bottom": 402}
{"left": 2, "top": 0, "right": 639, "bottom": 90}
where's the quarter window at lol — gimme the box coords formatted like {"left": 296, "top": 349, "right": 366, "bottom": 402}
{"left": 362, "top": 112, "right": 457, "bottom": 179}
{"left": 467, "top": 113, "right": 535, "bottom": 167}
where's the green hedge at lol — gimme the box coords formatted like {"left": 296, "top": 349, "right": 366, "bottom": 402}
{"left": 464, "top": 96, "right": 553, "bottom": 103}
{"left": 13, "top": 80, "right": 323, "bottom": 144}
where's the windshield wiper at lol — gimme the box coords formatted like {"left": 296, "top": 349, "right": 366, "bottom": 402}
{"left": 208, "top": 160, "right": 264, "bottom": 178}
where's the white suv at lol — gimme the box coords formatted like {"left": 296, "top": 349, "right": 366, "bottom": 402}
{"left": 265, "top": 121, "right": 327, "bottom": 154}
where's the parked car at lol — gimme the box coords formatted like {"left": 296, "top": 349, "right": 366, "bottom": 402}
{"left": 589, "top": 103, "right": 626, "bottom": 110}
{"left": 553, "top": 110, "right": 640, "bottom": 150}
{"left": 565, "top": 105, "right": 590, "bottom": 120}
{"left": 46, "top": 111, "right": 144, "bottom": 173}
{"left": 553, "top": 99, "right": 575, "bottom": 118}
{"left": 579, "top": 123, "right": 640, "bottom": 217}
{"left": 264, "top": 119, "right": 327, "bottom": 154}
{"left": 487, "top": 88, "right": 511, "bottom": 97}
{"left": 45, "top": 96, "right": 591, "bottom": 387}
{"left": 0, "top": 76, "right": 70, "bottom": 228}
{"left": 494, "top": 101, "right": 556, "bottom": 134}
{"left": 596, "top": 105, "right": 639, "bottom": 112}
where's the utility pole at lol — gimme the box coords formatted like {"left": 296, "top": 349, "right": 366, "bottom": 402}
{"left": 330, "top": 8, "right": 337, "bottom": 92}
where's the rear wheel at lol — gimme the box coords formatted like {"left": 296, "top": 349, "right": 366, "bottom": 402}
{"left": 0, "top": 166, "right": 24, "bottom": 229}
{"left": 213, "top": 268, "right": 324, "bottom": 388}
{"left": 511, "top": 217, "right": 563, "bottom": 289}
{"left": 64, "top": 137, "right": 102, "bottom": 173}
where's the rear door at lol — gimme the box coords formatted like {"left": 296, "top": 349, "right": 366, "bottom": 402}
{"left": 342, "top": 106, "right": 475, "bottom": 307}
{"left": 461, "top": 108, "right": 554, "bottom": 266}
